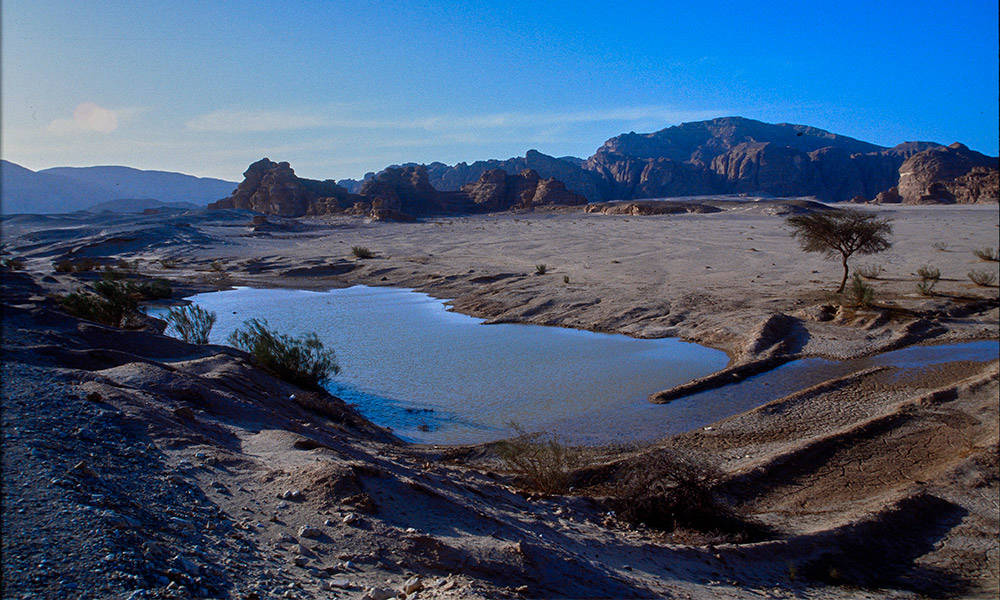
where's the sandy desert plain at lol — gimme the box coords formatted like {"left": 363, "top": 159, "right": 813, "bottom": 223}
{"left": 2, "top": 199, "right": 999, "bottom": 599}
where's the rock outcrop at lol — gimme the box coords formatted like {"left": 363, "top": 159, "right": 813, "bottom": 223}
{"left": 461, "top": 169, "right": 586, "bottom": 210}
{"left": 896, "top": 143, "right": 999, "bottom": 204}
{"left": 210, "top": 160, "right": 585, "bottom": 219}
{"left": 207, "top": 159, "right": 359, "bottom": 217}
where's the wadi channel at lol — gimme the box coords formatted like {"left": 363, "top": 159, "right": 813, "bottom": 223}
{"left": 2, "top": 200, "right": 998, "bottom": 599}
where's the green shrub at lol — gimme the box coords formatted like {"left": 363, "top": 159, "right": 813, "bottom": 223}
{"left": 58, "top": 280, "right": 139, "bottom": 327}
{"left": 228, "top": 319, "right": 339, "bottom": 389}
{"left": 351, "top": 246, "right": 375, "bottom": 259}
{"left": 495, "top": 424, "right": 581, "bottom": 494}
{"left": 846, "top": 273, "right": 874, "bottom": 308}
{"left": 165, "top": 305, "right": 217, "bottom": 344}
{"left": 916, "top": 265, "right": 940, "bottom": 281}
{"left": 134, "top": 278, "right": 172, "bottom": 299}
{"left": 535, "top": 263, "right": 548, "bottom": 275}
{"left": 855, "top": 263, "right": 883, "bottom": 280}
{"left": 973, "top": 247, "right": 999, "bottom": 262}
{"left": 968, "top": 269, "right": 997, "bottom": 287}
{"left": 563, "top": 275, "right": 570, "bottom": 284}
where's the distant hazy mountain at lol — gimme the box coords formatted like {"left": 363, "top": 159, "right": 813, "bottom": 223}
{"left": 86, "top": 198, "right": 200, "bottom": 213}
{"left": 1, "top": 161, "right": 236, "bottom": 214}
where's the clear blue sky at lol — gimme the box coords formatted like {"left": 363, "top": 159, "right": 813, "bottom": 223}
{"left": 3, "top": 0, "right": 997, "bottom": 180}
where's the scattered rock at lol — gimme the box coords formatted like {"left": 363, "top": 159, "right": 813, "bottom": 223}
{"left": 298, "top": 525, "right": 322, "bottom": 539}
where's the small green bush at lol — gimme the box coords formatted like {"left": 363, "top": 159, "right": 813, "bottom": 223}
{"left": 973, "top": 247, "right": 999, "bottom": 262}
{"left": 134, "top": 278, "right": 172, "bottom": 299}
{"left": 228, "top": 319, "right": 339, "bottom": 389}
{"left": 165, "top": 305, "right": 217, "bottom": 344}
{"left": 846, "top": 273, "right": 874, "bottom": 308}
{"left": 916, "top": 265, "right": 940, "bottom": 281}
{"left": 351, "top": 246, "right": 375, "bottom": 259}
{"left": 58, "top": 280, "right": 139, "bottom": 327}
{"left": 535, "top": 263, "right": 548, "bottom": 275}
{"left": 968, "top": 269, "right": 997, "bottom": 287}
{"left": 495, "top": 424, "right": 581, "bottom": 494}
{"left": 855, "top": 263, "right": 883, "bottom": 280}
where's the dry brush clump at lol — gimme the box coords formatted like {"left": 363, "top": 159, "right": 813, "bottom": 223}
{"left": 608, "top": 449, "right": 768, "bottom": 543}
{"left": 973, "top": 247, "right": 999, "bottom": 262}
{"left": 967, "top": 269, "right": 997, "bottom": 287}
{"left": 351, "top": 246, "right": 375, "bottom": 259}
{"left": 534, "top": 263, "right": 548, "bottom": 275}
{"left": 228, "top": 318, "right": 339, "bottom": 389}
{"left": 495, "top": 424, "right": 582, "bottom": 494}
{"left": 855, "top": 263, "right": 884, "bottom": 280}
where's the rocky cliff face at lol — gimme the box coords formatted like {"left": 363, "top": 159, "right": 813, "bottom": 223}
{"left": 586, "top": 118, "right": 949, "bottom": 202}
{"left": 896, "top": 143, "right": 999, "bottom": 204}
{"left": 207, "top": 159, "right": 359, "bottom": 217}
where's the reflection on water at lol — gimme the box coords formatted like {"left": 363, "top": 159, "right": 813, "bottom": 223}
{"left": 154, "top": 286, "right": 998, "bottom": 446}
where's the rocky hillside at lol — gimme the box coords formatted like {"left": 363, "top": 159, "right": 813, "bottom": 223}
{"left": 896, "top": 143, "right": 999, "bottom": 204}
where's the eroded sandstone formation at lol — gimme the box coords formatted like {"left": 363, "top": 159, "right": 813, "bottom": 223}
{"left": 207, "top": 159, "right": 359, "bottom": 217}
{"left": 896, "top": 143, "right": 999, "bottom": 204}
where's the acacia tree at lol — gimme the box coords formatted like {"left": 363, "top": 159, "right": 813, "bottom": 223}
{"left": 786, "top": 209, "right": 893, "bottom": 293}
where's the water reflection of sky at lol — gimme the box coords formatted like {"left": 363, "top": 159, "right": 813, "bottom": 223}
{"left": 153, "top": 286, "right": 998, "bottom": 446}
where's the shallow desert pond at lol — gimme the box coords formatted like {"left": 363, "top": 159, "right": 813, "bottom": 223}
{"left": 156, "top": 286, "right": 998, "bottom": 445}
{"left": 156, "top": 285, "right": 728, "bottom": 443}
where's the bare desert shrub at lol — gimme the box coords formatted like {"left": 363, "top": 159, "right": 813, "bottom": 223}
{"left": 931, "top": 241, "right": 949, "bottom": 252}
{"left": 916, "top": 265, "right": 941, "bottom": 281}
{"left": 563, "top": 275, "right": 570, "bottom": 284}
{"left": 534, "top": 263, "right": 548, "bottom": 275}
{"left": 58, "top": 280, "right": 139, "bottom": 327}
{"left": 968, "top": 269, "right": 997, "bottom": 287}
{"left": 228, "top": 319, "right": 340, "bottom": 389}
{"left": 855, "top": 263, "right": 883, "bottom": 280}
{"left": 159, "top": 258, "right": 180, "bottom": 269}
{"left": 0, "top": 257, "right": 25, "bottom": 270}
{"left": 165, "top": 305, "right": 217, "bottom": 344}
{"left": 973, "top": 247, "right": 999, "bottom": 262}
{"left": 609, "top": 449, "right": 767, "bottom": 542}
{"left": 916, "top": 279, "right": 937, "bottom": 296}
{"left": 496, "top": 424, "right": 581, "bottom": 494}
{"left": 351, "top": 246, "right": 375, "bottom": 259}
{"left": 54, "top": 257, "right": 103, "bottom": 273}
{"left": 846, "top": 273, "right": 875, "bottom": 308}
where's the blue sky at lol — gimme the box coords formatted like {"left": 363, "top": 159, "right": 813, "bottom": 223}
{"left": 3, "top": 0, "right": 997, "bottom": 180}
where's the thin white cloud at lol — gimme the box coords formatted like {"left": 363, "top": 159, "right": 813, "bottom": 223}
{"left": 185, "top": 109, "right": 331, "bottom": 133}
{"left": 46, "top": 103, "right": 147, "bottom": 135}
{"left": 184, "top": 106, "right": 727, "bottom": 134}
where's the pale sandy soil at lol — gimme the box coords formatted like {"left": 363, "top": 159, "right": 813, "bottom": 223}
{"left": 2, "top": 201, "right": 998, "bottom": 598}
